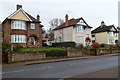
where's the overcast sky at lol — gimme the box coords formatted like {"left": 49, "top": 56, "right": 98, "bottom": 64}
{"left": 0, "top": 0, "right": 119, "bottom": 30}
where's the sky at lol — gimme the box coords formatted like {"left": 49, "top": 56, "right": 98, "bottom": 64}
{"left": 0, "top": 0, "right": 119, "bottom": 30}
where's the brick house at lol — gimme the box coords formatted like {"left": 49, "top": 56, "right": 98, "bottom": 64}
{"left": 2, "top": 5, "right": 43, "bottom": 47}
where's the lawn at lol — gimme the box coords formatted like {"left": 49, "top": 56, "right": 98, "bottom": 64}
{"left": 18, "top": 47, "right": 63, "bottom": 52}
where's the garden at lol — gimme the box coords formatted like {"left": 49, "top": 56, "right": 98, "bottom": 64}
{"left": 2, "top": 41, "right": 120, "bottom": 63}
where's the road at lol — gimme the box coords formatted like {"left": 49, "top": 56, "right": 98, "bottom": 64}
{"left": 2, "top": 55, "right": 118, "bottom": 78}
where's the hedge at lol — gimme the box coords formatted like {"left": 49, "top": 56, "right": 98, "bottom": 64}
{"left": 45, "top": 50, "right": 67, "bottom": 57}
{"left": 52, "top": 41, "right": 76, "bottom": 48}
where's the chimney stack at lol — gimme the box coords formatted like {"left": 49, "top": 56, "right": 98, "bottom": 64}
{"left": 17, "top": 4, "right": 22, "bottom": 10}
{"left": 37, "top": 14, "right": 40, "bottom": 21}
{"left": 101, "top": 21, "right": 105, "bottom": 27}
{"left": 65, "top": 14, "right": 68, "bottom": 25}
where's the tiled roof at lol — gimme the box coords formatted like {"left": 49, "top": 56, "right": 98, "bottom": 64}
{"left": 53, "top": 17, "right": 92, "bottom": 30}
{"left": 25, "top": 12, "right": 41, "bottom": 23}
{"left": 92, "top": 25, "right": 118, "bottom": 33}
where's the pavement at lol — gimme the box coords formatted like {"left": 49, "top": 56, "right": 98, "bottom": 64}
{"left": 2, "top": 53, "right": 119, "bottom": 67}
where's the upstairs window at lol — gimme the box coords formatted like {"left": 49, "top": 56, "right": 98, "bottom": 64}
{"left": 76, "top": 26, "right": 83, "bottom": 32}
{"left": 109, "top": 32, "right": 114, "bottom": 36}
{"left": 11, "top": 20, "right": 26, "bottom": 30}
{"left": 30, "top": 23, "right": 35, "bottom": 29}
{"left": 86, "top": 29, "right": 91, "bottom": 34}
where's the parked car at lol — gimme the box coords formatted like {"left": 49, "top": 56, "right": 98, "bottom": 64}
{"left": 42, "top": 42, "right": 52, "bottom": 47}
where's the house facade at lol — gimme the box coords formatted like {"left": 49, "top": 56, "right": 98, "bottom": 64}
{"left": 2, "top": 5, "right": 43, "bottom": 47}
{"left": 53, "top": 14, "right": 92, "bottom": 46}
{"left": 92, "top": 21, "right": 118, "bottom": 45}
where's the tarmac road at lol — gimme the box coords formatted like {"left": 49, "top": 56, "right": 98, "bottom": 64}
{"left": 2, "top": 55, "right": 118, "bottom": 78}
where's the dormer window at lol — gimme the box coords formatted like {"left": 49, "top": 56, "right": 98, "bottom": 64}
{"left": 76, "top": 25, "right": 83, "bottom": 32}
{"left": 30, "top": 23, "right": 35, "bottom": 29}
{"left": 11, "top": 20, "right": 26, "bottom": 30}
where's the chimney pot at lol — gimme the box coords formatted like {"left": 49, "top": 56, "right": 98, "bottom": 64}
{"left": 17, "top": 4, "right": 22, "bottom": 10}
{"left": 37, "top": 14, "right": 40, "bottom": 21}
{"left": 101, "top": 21, "right": 105, "bottom": 27}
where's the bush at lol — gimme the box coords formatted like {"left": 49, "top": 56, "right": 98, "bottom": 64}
{"left": 92, "top": 42, "right": 100, "bottom": 48}
{"left": 46, "top": 50, "right": 67, "bottom": 57}
{"left": 2, "top": 42, "right": 11, "bottom": 53}
{"left": 13, "top": 44, "right": 23, "bottom": 51}
{"left": 52, "top": 41, "right": 76, "bottom": 48}
{"left": 100, "top": 43, "right": 106, "bottom": 48}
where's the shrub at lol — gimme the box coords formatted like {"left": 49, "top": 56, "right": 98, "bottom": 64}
{"left": 13, "top": 44, "right": 23, "bottom": 51}
{"left": 2, "top": 42, "right": 11, "bottom": 53}
{"left": 52, "top": 41, "right": 76, "bottom": 48}
{"left": 92, "top": 42, "right": 100, "bottom": 48}
{"left": 100, "top": 43, "right": 106, "bottom": 48}
{"left": 45, "top": 50, "right": 67, "bottom": 57}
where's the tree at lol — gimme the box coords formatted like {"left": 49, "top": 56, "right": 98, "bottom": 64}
{"left": 49, "top": 18, "right": 64, "bottom": 30}
{"left": 48, "top": 18, "right": 64, "bottom": 40}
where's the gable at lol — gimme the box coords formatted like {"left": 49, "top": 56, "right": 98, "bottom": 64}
{"left": 110, "top": 27, "right": 116, "bottom": 31}
{"left": 10, "top": 10, "right": 30, "bottom": 21}
{"left": 77, "top": 19, "right": 87, "bottom": 26}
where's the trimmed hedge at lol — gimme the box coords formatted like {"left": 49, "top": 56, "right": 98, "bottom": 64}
{"left": 52, "top": 41, "right": 76, "bottom": 48}
{"left": 45, "top": 50, "right": 67, "bottom": 57}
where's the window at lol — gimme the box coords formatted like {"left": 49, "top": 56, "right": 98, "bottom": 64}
{"left": 92, "top": 40, "right": 95, "bottom": 43}
{"left": 30, "top": 23, "right": 35, "bottom": 29}
{"left": 76, "top": 26, "right": 83, "bottom": 32}
{"left": 92, "top": 34, "right": 95, "bottom": 37}
{"left": 109, "top": 40, "right": 114, "bottom": 44}
{"left": 11, "top": 35, "right": 26, "bottom": 43}
{"left": 109, "top": 32, "right": 114, "bottom": 36}
{"left": 11, "top": 20, "right": 26, "bottom": 30}
{"left": 86, "top": 29, "right": 91, "bottom": 34}
{"left": 76, "top": 36, "right": 84, "bottom": 43}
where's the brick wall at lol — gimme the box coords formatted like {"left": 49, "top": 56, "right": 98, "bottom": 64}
{"left": 8, "top": 51, "right": 46, "bottom": 63}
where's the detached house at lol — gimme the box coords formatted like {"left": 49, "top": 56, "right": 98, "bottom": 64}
{"left": 92, "top": 21, "right": 118, "bottom": 44}
{"left": 53, "top": 14, "right": 92, "bottom": 46}
{"left": 2, "top": 5, "right": 43, "bottom": 47}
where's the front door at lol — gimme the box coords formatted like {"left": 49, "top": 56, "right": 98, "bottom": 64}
{"left": 29, "top": 37, "right": 36, "bottom": 46}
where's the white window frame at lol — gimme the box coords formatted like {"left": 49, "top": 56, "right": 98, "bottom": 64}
{"left": 11, "top": 20, "right": 26, "bottom": 30}
{"left": 86, "top": 28, "right": 91, "bottom": 34}
{"left": 11, "top": 35, "right": 26, "bottom": 43}
{"left": 76, "top": 25, "right": 83, "bottom": 32}
{"left": 76, "top": 36, "right": 84, "bottom": 43}
{"left": 30, "top": 23, "right": 35, "bottom": 29}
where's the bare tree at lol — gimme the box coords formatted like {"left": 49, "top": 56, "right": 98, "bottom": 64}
{"left": 48, "top": 18, "right": 64, "bottom": 40}
{"left": 49, "top": 18, "right": 64, "bottom": 30}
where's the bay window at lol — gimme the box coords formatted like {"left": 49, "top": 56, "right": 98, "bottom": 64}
{"left": 11, "top": 20, "right": 26, "bottom": 30}
{"left": 11, "top": 35, "right": 26, "bottom": 43}
{"left": 76, "top": 36, "right": 84, "bottom": 43}
{"left": 76, "top": 26, "right": 83, "bottom": 32}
